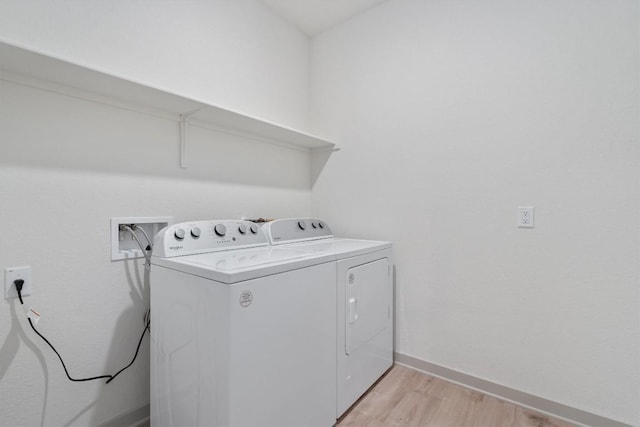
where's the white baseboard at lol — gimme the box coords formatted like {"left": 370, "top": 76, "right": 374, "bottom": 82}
{"left": 98, "top": 404, "right": 149, "bottom": 427}
{"left": 131, "top": 415, "right": 150, "bottom": 427}
{"left": 394, "top": 352, "right": 631, "bottom": 427}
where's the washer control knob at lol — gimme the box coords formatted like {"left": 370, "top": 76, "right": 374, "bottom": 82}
{"left": 250, "top": 224, "right": 259, "bottom": 234}
{"left": 238, "top": 224, "right": 247, "bottom": 235}
{"left": 214, "top": 224, "right": 227, "bottom": 237}
{"left": 191, "top": 227, "right": 201, "bottom": 238}
{"left": 311, "top": 221, "right": 318, "bottom": 229}
{"left": 298, "top": 220, "right": 307, "bottom": 230}
{"left": 174, "top": 228, "right": 186, "bottom": 240}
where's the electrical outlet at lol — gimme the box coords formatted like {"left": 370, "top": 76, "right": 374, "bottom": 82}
{"left": 111, "top": 217, "right": 173, "bottom": 261}
{"left": 517, "top": 206, "right": 534, "bottom": 228}
{"left": 5, "top": 266, "right": 32, "bottom": 300}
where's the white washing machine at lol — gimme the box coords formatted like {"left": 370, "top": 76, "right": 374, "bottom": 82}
{"left": 150, "top": 220, "right": 337, "bottom": 427}
{"left": 262, "top": 218, "right": 394, "bottom": 418}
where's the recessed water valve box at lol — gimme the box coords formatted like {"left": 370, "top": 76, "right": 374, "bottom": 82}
{"left": 111, "top": 217, "right": 173, "bottom": 261}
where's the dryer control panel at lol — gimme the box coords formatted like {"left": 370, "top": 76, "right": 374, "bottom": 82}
{"left": 263, "top": 218, "right": 333, "bottom": 245}
{"left": 153, "top": 220, "right": 268, "bottom": 258}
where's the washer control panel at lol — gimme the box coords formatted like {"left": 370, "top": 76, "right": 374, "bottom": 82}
{"left": 153, "top": 220, "right": 268, "bottom": 258}
{"left": 263, "top": 218, "right": 333, "bottom": 245}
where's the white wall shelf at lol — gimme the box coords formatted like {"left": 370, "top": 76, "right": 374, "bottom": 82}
{"left": 0, "top": 40, "right": 338, "bottom": 167}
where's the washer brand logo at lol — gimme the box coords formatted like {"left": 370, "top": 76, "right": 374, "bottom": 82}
{"left": 239, "top": 291, "right": 253, "bottom": 307}
{"left": 169, "top": 245, "right": 183, "bottom": 251}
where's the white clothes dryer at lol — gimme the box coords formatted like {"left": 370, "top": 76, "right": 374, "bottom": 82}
{"left": 262, "top": 218, "right": 394, "bottom": 417}
{"left": 150, "top": 220, "right": 337, "bottom": 427}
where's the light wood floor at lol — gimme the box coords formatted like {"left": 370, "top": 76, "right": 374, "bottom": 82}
{"left": 336, "top": 364, "right": 576, "bottom": 427}
{"left": 141, "top": 364, "right": 576, "bottom": 427}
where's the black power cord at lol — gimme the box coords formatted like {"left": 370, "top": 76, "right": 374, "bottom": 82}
{"left": 14, "top": 279, "right": 24, "bottom": 304}
{"left": 26, "top": 317, "right": 113, "bottom": 383}
{"left": 106, "top": 313, "right": 150, "bottom": 384}
{"left": 14, "top": 280, "right": 150, "bottom": 384}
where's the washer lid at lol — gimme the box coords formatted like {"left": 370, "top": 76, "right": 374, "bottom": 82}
{"left": 152, "top": 245, "right": 335, "bottom": 284}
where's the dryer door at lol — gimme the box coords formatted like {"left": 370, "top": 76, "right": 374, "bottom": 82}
{"left": 345, "top": 258, "right": 390, "bottom": 355}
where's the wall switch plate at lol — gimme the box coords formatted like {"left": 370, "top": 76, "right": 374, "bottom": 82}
{"left": 5, "top": 266, "right": 32, "bottom": 300}
{"left": 111, "top": 217, "right": 173, "bottom": 261}
{"left": 517, "top": 206, "right": 534, "bottom": 228}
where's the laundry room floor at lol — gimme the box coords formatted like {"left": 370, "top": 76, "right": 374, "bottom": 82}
{"left": 138, "top": 364, "right": 576, "bottom": 427}
{"left": 336, "top": 364, "right": 576, "bottom": 427}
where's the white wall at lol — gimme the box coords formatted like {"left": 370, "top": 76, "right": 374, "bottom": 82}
{"left": 0, "top": 0, "right": 309, "bottom": 130}
{"left": 311, "top": 0, "right": 639, "bottom": 424}
{"left": 0, "top": 1, "right": 311, "bottom": 426}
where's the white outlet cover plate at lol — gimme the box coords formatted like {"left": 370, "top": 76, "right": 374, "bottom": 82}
{"left": 5, "top": 266, "right": 32, "bottom": 299}
{"left": 517, "top": 206, "right": 534, "bottom": 228}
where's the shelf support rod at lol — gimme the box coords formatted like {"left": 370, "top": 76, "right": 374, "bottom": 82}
{"left": 179, "top": 114, "right": 188, "bottom": 169}
{"left": 179, "top": 107, "right": 208, "bottom": 169}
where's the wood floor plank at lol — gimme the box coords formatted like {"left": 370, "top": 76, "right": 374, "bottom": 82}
{"left": 337, "top": 365, "right": 576, "bottom": 427}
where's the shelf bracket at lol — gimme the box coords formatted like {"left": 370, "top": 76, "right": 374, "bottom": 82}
{"left": 179, "top": 107, "right": 207, "bottom": 169}
{"left": 179, "top": 114, "right": 188, "bottom": 169}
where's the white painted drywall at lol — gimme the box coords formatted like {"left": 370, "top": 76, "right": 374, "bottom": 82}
{"left": 310, "top": 0, "right": 639, "bottom": 424}
{"left": 0, "top": 1, "right": 311, "bottom": 426}
{"left": 0, "top": 0, "right": 309, "bottom": 131}
{"left": 262, "top": 0, "right": 388, "bottom": 36}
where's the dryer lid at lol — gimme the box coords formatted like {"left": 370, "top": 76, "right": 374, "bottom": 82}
{"left": 286, "top": 238, "right": 391, "bottom": 258}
